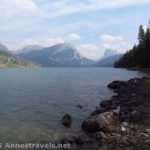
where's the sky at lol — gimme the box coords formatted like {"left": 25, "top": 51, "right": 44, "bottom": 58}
{"left": 0, "top": 0, "right": 150, "bottom": 60}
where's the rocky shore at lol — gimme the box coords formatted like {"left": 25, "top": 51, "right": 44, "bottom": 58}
{"left": 61, "top": 77, "right": 150, "bottom": 150}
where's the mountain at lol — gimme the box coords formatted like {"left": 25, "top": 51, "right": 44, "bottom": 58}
{"left": 0, "top": 43, "right": 9, "bottom": 52}
{"left": 0, "top": 50, "right": 39, "bottom": 68}
{"left": 102, "top": 49, "right": 118, "bottom": 59}
{"left": 15, "top": 45, "right": 45, "bottom": 54}
{"left": 17, "top": 43, "right": 94, "bottom": 67}
{"left": 94, "top": 54, "right": 122, "bottom": 67}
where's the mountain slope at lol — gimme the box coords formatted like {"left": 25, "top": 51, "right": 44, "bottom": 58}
{"left": 0, "top": 43, "right": 10, "bottom": 52}
{"left": 94, "top": 54, "right": 122, "bottom": 67}
{"left": 17, "top": 43, "right": 94, "bottom": 67}
{"left": 0, "top": 50, "right": 39, "bottom": 68}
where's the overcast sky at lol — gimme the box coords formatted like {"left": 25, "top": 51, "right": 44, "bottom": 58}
{"left": 0, "top": 0, "right": 150, "bottom": 60}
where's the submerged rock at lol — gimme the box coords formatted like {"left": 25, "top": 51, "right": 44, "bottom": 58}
{"left": 61, "top": 114, "right": 72, "bottom": 128}
{"left": 76, "top": 104, "right": 83, "bottom": 109}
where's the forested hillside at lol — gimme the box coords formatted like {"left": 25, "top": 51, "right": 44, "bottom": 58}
{"left": 0, "top": 50, "right": 39, "bottom": 68}
{"left": 115, "top": 21, "right": 150, "bottom": 68}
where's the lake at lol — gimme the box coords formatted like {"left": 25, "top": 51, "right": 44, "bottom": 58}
{"left": 0, "top": 68, "right": 149, "bottom": 143}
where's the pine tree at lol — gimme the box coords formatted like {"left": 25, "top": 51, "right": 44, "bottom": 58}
{"left": 114, "top": 20, "right": 150, "bottom": 68}
{"left": 145, "top": 22, "right": 150, "bottom": 66}
{"left": 138, "top": 25, "right": 145, "bottom": 47}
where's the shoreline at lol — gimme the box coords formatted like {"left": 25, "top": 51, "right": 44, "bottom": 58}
{"left": 61, "top": 77, "right": 150, "bottom": 149}
{"left": 127, "top": 67, "right": 150, "bottom": 72}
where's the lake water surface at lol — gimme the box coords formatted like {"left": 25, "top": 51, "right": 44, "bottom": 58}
{"left": 0, "top": 68, "right": 149, "bottom": 143}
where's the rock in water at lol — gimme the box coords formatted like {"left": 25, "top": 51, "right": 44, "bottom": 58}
{"left": 82, "top": 112, "right": 114, "bottom": 133}
{"left": 76, "top": 104, "right": 83, "bottom": 109}
{"left": 61, "top": 114, "right": 72, "bottom": 127}
{"left": 108, "top": 81, "right": 127, "bottom": 89}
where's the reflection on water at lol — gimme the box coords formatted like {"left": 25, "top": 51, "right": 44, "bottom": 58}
{"left": 0, "top": 68, "right": 149, "bottom": 142}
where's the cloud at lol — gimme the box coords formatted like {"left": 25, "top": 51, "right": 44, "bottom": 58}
{"left": 102, "top": 41, "right": 132, "bottom": 53}
{"left": 23, "top": 37, "right": 64, "bottom": 47}
{"left": 77, "top": 41, "right": 132, "bottom": 60}
{"left": 0, "top": 0, "right": 149, "bottom": 60}
{"left": 0, "top": 20, "right": 35, "bottom": 32}
{"left": 0, "top": 0, "right": 37, "bottom": 18}
{"left": 78, "top": 44, "right": 100, "bottom": 60}
{"left": 101, "top": 34, "right": 133, "bottom": 54}
{"left": 0, "top": 0, "right": 149, "bottom": 19}
{"left": 68, "top": 33, "right": 81, "bottom": 41}
{"left": 101, "top": 34, "right": 122, "bottom": 41}
{"left": 5, "top": 37, "right": 64, "bottom": 50}
{"left": 46, "top": 37, "right": 64, "bottom": 46}
{"left": 39, "top": 0, "right": 150, "bottom": 18}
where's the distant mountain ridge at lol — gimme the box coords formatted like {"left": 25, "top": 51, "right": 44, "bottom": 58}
{"left": 15, "top": 45, "right": 45, "bottom": 54}
{"left": 94, "top": 54, "right": 122, "bottom": 67}
{"left": 102, "top": 49, "right": 118, "bottom": 59}
{"left": 17, "top": 43, "right": 94, "bottom": 67}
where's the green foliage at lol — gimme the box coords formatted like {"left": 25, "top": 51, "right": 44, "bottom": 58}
{"left": 138, "top": 25, "right": 145, "bottom": 47}
{"left": 0, "top": 50, "right": 39, "bottom": 68}
{"left": 115, "top": 20, "right": 150, "bottom": 68}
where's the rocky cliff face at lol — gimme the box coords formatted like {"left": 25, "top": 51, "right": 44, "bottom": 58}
{"left": 17, "top": 43, "right": 94, "bottom": 67}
